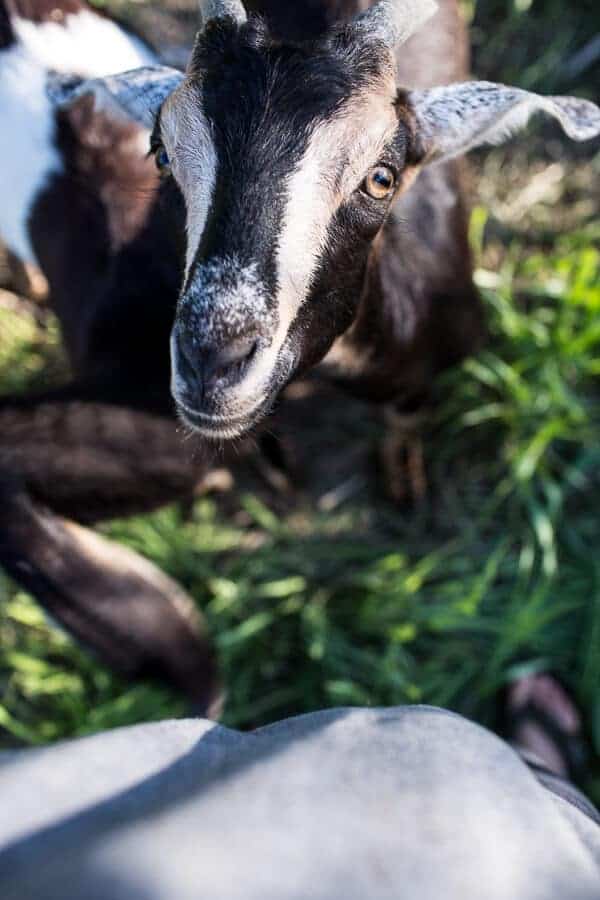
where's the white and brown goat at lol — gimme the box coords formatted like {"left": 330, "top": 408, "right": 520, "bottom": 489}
{"left": 0, "top": 0, "right": 220, "bottom": 712}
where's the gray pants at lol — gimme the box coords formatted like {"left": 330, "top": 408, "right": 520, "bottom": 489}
{"left": 1, "top": 706, "right": 599, "bottom": 899}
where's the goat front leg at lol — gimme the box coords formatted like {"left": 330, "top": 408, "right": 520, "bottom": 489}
{"left": 3, "top": 248, "right": 49, "bottom": 305}
{"left": 0, "top": 396, "right": 222, "bottom": 713}
{"left": 0, "top": 397, "right": 207, "bottom": 523}
{"left": 380, "top": 403, "right": 428, "bottom": 506}
{"left": 0, "top": 477, "right": 222, "bottom": 716}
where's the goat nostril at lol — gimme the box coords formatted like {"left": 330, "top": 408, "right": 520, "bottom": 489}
{"left": 173, "top": 332, "right": 198, "bottom": 386}
{"left": 173, "top": 330, "right": 259, "bottom": 402}
{"left": 201, "top": 336, "right": 258, "bottom": 390}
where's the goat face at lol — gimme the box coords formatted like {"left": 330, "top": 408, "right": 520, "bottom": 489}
{"left": 47, "top": 0, "right": 600, "bottom": 440}
{"left": 164, "top": 19, "right": 413, "bottom": 437}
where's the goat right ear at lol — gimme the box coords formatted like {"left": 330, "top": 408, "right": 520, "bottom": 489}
{"left": 407, "top": 81, "right": 600, "bottom": 165}
{"left": 47, "top": 66, "right": 185, "bottom": 129}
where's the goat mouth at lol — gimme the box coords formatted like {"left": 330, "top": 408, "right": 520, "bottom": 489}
{"left": 172, "top": 343, "right": 296, "bottom": 440}
{"left": 175, "top": 398, "right": 269, "bottom": 440}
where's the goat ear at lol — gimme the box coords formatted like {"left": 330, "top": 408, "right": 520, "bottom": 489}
{"left": 408, "top": 81, "right": 600, "bottom": 165}
{"left": 198, "top": 0, "right": 247, "bottom": 27}
{"left": 47, "top": 66, "right": 185, "bottom": 129}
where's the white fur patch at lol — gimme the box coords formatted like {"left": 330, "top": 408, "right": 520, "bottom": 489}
{"left": 0, "top": 44, "right": 62, "bottom": 262}
{"left": 410, "top": 81, "right": 600, "bottom": 164}
{"left": 0, "top": 10, "right": 158, "bottom": 265}
{"left": 12, "top": 10, "right": 156, "bottom": 78}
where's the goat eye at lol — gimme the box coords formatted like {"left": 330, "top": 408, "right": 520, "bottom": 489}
{"left": 154, "top": 145, "right": 171, "bottom": 174}
{"left": 364, "top": 166, "right": 396, "bottom": 200}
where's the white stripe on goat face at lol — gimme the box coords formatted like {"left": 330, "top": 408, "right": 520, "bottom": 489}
{"left": 276, "top": 88, "right": 400, "bottom": 334}
{"left": 239, "top": 89, "right": 400, "bottom": 402}
{"left": 160, "top": 83, "right": 218, "bottom": 278}
{"left": 165, "top": 80, "right": 399, "bottom": 409}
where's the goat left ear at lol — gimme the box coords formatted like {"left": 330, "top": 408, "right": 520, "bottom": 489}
{"left": 47, "top": 66, "right": 185, "bottom": 129}
{"left": 408, "top": 81, "right": 600, "bottom": 165}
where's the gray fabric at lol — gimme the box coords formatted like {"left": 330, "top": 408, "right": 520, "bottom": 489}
{"left": 0, "top": 706, "right": 599, "bottom": 899}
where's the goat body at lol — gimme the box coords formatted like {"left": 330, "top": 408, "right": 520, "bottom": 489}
{"left": 0, "top": 0, "right": 180, "bottom": 392}
{"left": 0, "top": 0, "right": 218, "bottom": 708}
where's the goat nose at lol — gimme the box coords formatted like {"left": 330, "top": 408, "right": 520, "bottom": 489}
{"left": 174, "top": 331, "right": 257, "bottom": 398}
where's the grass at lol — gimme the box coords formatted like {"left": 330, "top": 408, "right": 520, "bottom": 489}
{"left": 1, "top": 0, "right": 599, "bottom": 799}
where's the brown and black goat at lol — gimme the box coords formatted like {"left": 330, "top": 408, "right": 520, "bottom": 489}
{"left": 0, "top": 0, "right": 220, "bottom": 713}
{"left": 1, "top": 0, "right": 599, "bottom": 711}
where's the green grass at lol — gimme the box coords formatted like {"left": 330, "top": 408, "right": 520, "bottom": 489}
{"left": 1, "top": 0, "right": 599, "bottom": 800}
{"left": 2, "top": 213, "right": 600, "bottom": 795}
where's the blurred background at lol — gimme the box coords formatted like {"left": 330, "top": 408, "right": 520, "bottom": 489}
{"left": 1, "top": 0, "right": 599, "bottom": 796}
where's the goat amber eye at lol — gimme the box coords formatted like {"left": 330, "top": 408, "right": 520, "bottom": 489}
{"left": 364, "top": 166, "right": 396, "bottom": 200}
{"left": 154, "top": 145, "right": 171, "bottom": 174}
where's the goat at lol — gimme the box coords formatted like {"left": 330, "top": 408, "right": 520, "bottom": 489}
{"left": 0, "top": 0, "right": 183, "bottom": 391}
{"left": 47, "top": 0, "right": 599, "bottom": 442}
{"left": 0, "top": 0, "right": 155, "bottom": 266}
{"left": 1, "top": 0, "right": 599, "bottom": 709}
{"left": 0, "top": 0, "right": 221, "bottom": 714}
